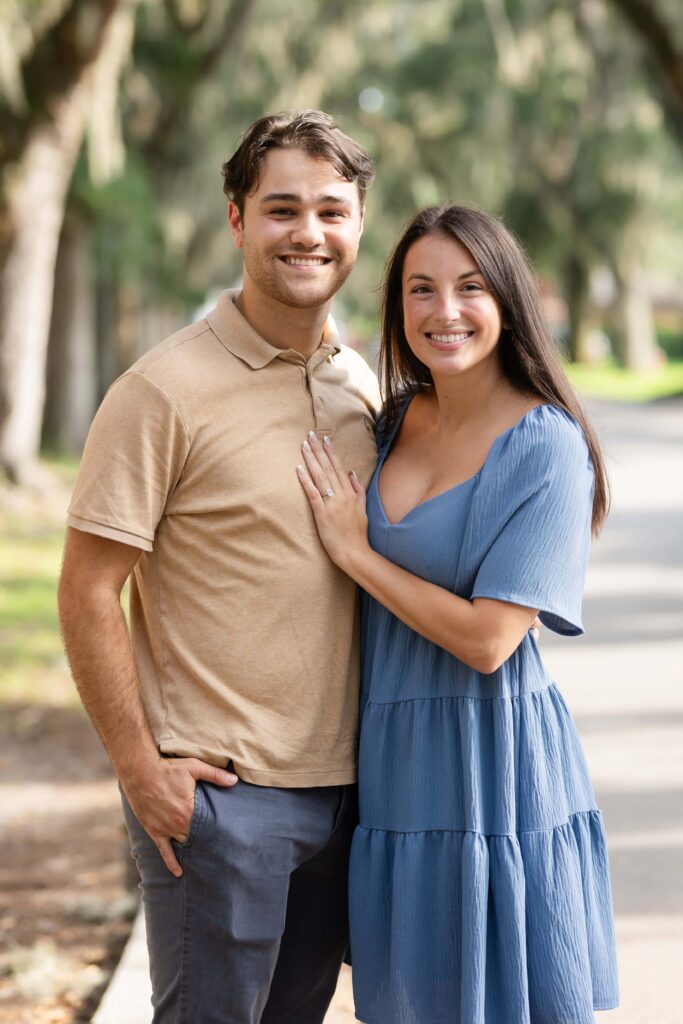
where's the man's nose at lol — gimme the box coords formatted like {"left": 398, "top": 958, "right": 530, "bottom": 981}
{"left": 290, "top": 214, "right": 326, "bottom": 248}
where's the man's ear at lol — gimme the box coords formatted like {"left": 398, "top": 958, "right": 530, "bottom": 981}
{"left": 358, "top": 204, "right": 365, "bottom": 241}
{"left": 228, "top": 201, "right": 244, "bottom": 248}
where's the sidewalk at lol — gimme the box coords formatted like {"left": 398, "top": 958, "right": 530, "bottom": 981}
{"left": 93, "top": 399, "right": 683, "bottom": 1024}
{"left": 540, "top": 398, "right": 683, "bottom": 1023}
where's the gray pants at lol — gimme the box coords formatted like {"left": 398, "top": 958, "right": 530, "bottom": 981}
{"left": 121, "top": 778, "right": 356, "bottom": 1024}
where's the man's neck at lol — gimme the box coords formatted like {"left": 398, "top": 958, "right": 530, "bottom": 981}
{"left": 234, "top": 287, "right": 332, "bottom": 360}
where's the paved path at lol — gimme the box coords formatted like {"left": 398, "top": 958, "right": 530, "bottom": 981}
{"left": 93, "top": 399, "right": 683, "bottom": 1024}
{"left": 539, "top": 398, "right": 683, "bottom": 1024}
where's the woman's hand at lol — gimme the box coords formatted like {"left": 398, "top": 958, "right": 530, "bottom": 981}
{"left": 297, "top": 431, "right": 370, "bottom": 572}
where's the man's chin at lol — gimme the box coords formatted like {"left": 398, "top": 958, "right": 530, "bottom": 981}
{"left": 275, "top": 282, "right": 342, "bottom": 310}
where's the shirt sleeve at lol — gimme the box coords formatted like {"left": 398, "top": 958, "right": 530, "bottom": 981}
{"left": 67, "top": 371, "right": 190, "bottom": 551}
{"left": 469, "top": 408, "right": 594, "bottom": 636}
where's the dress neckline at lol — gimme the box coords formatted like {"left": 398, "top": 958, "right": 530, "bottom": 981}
{"left": 375, "top": 397, "right": 551, "bottom": 527}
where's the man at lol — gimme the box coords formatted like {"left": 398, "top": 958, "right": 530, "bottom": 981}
{"left": 58, "top": 109, "right": 380, "bottom": 1024}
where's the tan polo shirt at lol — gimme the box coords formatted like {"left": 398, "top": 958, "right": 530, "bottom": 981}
{"left": 67, "top": 290, "right": 380, "bottom": 786}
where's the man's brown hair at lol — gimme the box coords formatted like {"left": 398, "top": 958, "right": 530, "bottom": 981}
{"left": 222, "top": 109, "right": 375, "bottom": 213}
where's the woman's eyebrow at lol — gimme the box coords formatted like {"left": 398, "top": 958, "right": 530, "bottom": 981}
{"left": 406, "top": 269, "right": 481, "bottom": 282}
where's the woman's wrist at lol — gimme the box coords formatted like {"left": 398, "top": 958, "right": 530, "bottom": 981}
{"left": 338, "top": 541, "right": 375, "bottom": 585}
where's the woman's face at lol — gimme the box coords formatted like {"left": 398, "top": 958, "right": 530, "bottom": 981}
{"left": 401, "top": 232, "right": 504, "bottom": 382}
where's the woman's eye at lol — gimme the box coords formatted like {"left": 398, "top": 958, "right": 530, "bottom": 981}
{"left": 411, "top": 285, "right": 432, "bottom": 294}
{"left": 462, "top": 282, "right": 483, "bottom": 292}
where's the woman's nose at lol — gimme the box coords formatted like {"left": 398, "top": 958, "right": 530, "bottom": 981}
{"left": 435, "top": 294, "right": 462, "bottom": 322}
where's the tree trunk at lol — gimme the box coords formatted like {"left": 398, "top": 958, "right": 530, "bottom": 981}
{"left": 43, "top": 210, "right": 97, "bottom": 452}
{"left": 565, "top": 253, "right": 593, "bottom": 362}
{"left": 0, "top": 90, "right": 90, "bottom": 482}
{"left": 611, "top": 260, "right": 660, "bottom": 370}
{"left": 95, "top": 267, "right": 123, "bottom": 398}
{"left": 0, "top": 0, "right": 135, "bottom": 483}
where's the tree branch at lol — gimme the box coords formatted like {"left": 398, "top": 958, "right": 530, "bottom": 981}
{"left": 607, "top": 0, "right": 683, "bottom": 144}
{"left": 163, "top": 0, "right": 210, "bottom": 35}
{"left": 0, "top": 0, "right": 121, "bottom": 167}
{"left": 141, "top": 0, "right": 256, "bottom": 163}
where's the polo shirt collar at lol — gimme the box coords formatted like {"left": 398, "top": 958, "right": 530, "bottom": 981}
{"left": 206, "top": 289, "right": 341, "bottom": 370}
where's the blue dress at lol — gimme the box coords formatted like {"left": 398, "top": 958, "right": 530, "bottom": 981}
{"left": 349, "top": 402, "right": 619, "bottom": 1024}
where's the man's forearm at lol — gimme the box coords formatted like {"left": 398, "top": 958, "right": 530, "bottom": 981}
{"left": 57, "top": 529, "right": 237, "bottom": 877}
{"left": 58, "top": 581, "right": 160, "bottom": 784}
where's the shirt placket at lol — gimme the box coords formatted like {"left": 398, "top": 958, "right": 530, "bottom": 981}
{"left": 282, "top": 347, "right": 335, "bottom": 441}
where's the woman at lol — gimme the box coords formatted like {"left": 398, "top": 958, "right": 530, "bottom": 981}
{"left": 297, "top": 204, "right": 619, "bottom": 1024}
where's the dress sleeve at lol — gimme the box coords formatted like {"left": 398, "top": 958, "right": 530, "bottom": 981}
{"left": 67, "top": 371, "right": 190, "bottom": 551}
{"left": 469, "top": 408, "right": 594, "bottom": 636}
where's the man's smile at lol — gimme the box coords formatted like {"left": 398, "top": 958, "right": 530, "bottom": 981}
{"left": 278, "top": 255, "right": 332, "bottom": 267}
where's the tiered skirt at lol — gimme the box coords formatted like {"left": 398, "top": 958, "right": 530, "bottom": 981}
{"left": 349, "top": 684, "right": 619, "bottom": 1024}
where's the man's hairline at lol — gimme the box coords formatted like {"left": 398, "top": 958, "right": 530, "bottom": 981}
{"left": 232, "top": 142, "right": 369, "bottom": 216}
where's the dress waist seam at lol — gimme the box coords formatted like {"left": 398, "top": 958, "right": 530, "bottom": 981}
{"left": 357, "top": 809, "right": 603, "bottom": 839}
{"left": 361, "top": 684, "right": 555, "bottom": 705}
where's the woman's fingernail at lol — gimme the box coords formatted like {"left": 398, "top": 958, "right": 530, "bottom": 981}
{"left": 302, "top": 440, "right": 311, "bottom": 452}
{"left": 323, "top": 435, "right": 332, "bottom": 446}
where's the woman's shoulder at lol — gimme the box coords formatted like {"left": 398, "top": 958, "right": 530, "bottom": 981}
{"left": 506, "top": 403, "right": 589, "bottom": 462}
{"left": 478, "top": 404, "right": 592, "bottom": 497}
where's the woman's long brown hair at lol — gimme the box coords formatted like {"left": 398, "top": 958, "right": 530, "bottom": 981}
{"left": 379, "top": 204, "right": 609, "bottom": 535}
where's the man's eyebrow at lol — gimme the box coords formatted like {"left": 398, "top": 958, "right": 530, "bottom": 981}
{"left": 406, "top": 269, "right": 482, "bottom": 282}
{"left": 260, "top": 193, "right": 299, "bottom": 204}
{"left": 318, "top": 194, "right": 354, "bottom": 209}
{"left": 259, "top": 192, "right": 354, "bottom": 209}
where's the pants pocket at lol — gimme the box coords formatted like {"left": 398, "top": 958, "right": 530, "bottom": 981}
{"left": 174, "top": 780, "right": 206, "bottom": 850}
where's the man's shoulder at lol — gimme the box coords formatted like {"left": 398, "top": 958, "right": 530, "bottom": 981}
{"left": 334, "top": 342, "right": 371, "bottom": 371}
{"left": 123, "top": 313, "right": 247, "bottom": 405}
{"left": 130, "top": 318, "right": 214, "bottom": 379}
{"left": 333, "top": 344, "right": 380, "bottom": 406}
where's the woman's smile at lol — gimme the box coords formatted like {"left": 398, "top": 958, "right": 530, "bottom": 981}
{"left": 424, "top": 329, "right": 475, "bottom": 349}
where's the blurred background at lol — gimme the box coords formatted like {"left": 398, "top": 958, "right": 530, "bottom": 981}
{"left": 0, "top": 0, "right": 682, "bottom": 1022}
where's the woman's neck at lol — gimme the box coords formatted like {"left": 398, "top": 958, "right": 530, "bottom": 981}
{"left": 429, "top": 360, "right": 515, "bottom": 433}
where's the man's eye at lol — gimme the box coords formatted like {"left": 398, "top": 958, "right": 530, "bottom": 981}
{"left": 321, "top": 210, "right": 345, "bottom": 218}
{"left": 270, "top": 208, "right": 294, "bottom": 216}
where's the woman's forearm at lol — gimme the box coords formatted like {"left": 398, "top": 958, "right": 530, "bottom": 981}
{"left": 343, "top": 545, "right": 537, "bottom": 674}
{"left": 296, "top": 432, "right": 537, "bottom": 672}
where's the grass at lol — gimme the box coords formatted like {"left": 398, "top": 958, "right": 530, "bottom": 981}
{"left": 565, "top": 359, "right": 683, "bottom": 402}
{"left": 0, "top": 517, "right": 76, "bottom": 704}
{"left": 0, "top": 459, "right": 78, "bottom": 706}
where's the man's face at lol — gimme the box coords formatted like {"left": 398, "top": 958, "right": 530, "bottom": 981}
{"left": 228, "top": 147, "right": 364, "bottom": 310}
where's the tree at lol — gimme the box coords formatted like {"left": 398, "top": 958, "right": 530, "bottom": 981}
{"left": 607, "top": 0, "right": 683, "bottom": 146}
{"left": 0, "top": 0, "right": 136, "bottom": 482}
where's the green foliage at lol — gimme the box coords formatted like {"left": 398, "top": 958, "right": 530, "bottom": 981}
{"left": 71, "top": 149, "right": 203, "bottom": 306}
{"left": 61, "top": 0, "right": 683, "bottom": 346}
{"left": 657, "top": 328, "right": 683, "bottom": 361}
